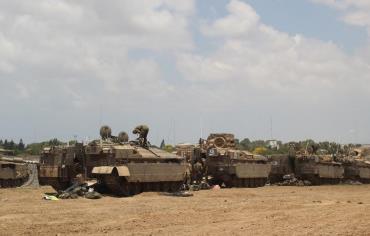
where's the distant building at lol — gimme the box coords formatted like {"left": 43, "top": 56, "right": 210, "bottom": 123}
{"left": 267, "top": 140, "right": 279, "bottom": 150}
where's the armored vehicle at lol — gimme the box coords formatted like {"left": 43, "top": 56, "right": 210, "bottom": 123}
{"left": 0, "top": 157, "right": 29, "bottom": 188}
{"left": 339, "top": 147, "right": 370, "bottom": 183}
{"left": 294, "top": 153, "right": 344, "bottom": 185}
{"left": 197, "top": 133, "right": 271, "bottom": 188}
{"left": 340, "top": 158, "right": 370, "bottom": 183}
{"left": 38, "top": 143, "right": 85, "bottom": 191}
{"left": 86, "top": 126, "right": 188, "bottom": 196}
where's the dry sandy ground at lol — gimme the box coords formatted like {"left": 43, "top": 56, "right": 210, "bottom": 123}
{"left": 0, "top": 185, "right": 370, "bottom": 236}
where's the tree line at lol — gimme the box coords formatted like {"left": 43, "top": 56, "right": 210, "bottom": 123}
{"left": 161, "top": 138, "right": 361, "bottom": 155}
{"left": 0, "top": 137, "right": 362, "bottom": 156}
{"left": 0, "top": 139, "right": 25, "bottom": 154}
{"left": 236, "top": 138, "right": 361, "bottom": 155}
{"left": 0, "top": 138, "right": 65, "bottom": 155}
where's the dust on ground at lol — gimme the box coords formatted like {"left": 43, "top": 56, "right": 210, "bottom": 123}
{"left": 0, "top": 185, "right": 369, "bottom": 236}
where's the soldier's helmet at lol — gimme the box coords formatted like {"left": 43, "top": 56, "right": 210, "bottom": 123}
{"left": 100, "top": 125, "right": 112, "bottom": 139}
{"left": 118, "top": 131, "right": 129, "bottom": 142}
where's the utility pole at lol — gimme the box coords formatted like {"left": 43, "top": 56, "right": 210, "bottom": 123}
{"left": 270, "top": 116, "right": 273, "bottom": 140}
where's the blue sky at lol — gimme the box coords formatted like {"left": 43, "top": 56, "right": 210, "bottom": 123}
{"left": 197, "top": 0, "right": 367, "bottom": 52}
{"left": 0, "top": 0, "right": 369, "bottom": 145}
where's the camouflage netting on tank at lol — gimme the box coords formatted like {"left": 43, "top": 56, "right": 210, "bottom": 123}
{"left": 118, "top": 131, "right": 129, "bottom": 142}
{"left": 100, "top": 125, "right": 112, "bottom": 139}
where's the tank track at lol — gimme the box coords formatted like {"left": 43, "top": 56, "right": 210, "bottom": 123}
{"left": 210, "top": 176, "right": 267, "bottom": 188}
{"left": 100, "top": 175, "right": 183, "bottom": 197}
{"left": 301, "top": 175, "right": 341, "bottom": 185}
{"left": 0, "top": 177, "right": 27, "bottom": 188}
{"left": 229, "top": 177, "right": 267, "bottom": 188}
{"left": 359, "top": 179, "right": 370, "bottom": 184}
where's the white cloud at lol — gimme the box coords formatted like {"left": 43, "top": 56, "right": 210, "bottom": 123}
{"left": 0, "top": 0, "right": 195, "bottom": 109}
{"left": 179, "top": 0, "right": 369, "bottom": 93}
{"left": 311, "top": 0, "right": 370, "bottom": 33}
{"left": 0, "top": 0, "right": 369, "bottom": 144}
{"left": 201, "top": 0, "right": 259, "bottom": 37}
{"left": 176, "top": 0, "right": 370, "bottom": 142}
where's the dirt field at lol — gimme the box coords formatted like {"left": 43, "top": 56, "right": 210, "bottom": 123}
{"left": 0, "top": 185, "right": 369, "bottom": 236}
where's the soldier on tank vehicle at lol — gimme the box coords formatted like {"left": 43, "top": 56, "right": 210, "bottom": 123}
{"left": 132, "top": 125, "right": 149, "bottom": 148}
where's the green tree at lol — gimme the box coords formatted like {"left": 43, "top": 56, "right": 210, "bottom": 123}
{"left": 163, "top": 144, "right": 174, "bottom": 153}
{"left": 18, "top": 139, "right": 25, "bottom": 150}
{"left": 253, "top": 147, "right": 268, "bottom": 155}
{"left": 9, "top": 140, "right": 15, "bottom": 150}
{"left": 239, "top": 138, "right": 251, "bottom": 150}
{"left": 3, "top": 139, "right": 8, "bottom": 149}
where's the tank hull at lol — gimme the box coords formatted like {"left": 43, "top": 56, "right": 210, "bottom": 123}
{"left": 38, "top": 144, "right": 85, "bottom": 191}
{"left": 342, "top": 163, "right": 370, "bottom": 183}
{"left": 0, "top": 161, "right": 29, "bottom": 188}
{"left": 206, "top": 160, "right": 271, "bottom": 188}
{"left": 92, "top": 162, "right": 188, "bottom": 196}
{"left": 38, "top": 166, "right": 75, "bottom": 190}
{"left": 295, "top": 159, "right": 344, "bottom": 185}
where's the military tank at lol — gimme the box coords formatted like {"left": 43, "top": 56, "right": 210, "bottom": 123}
{"left": 294, "top": 152, "right": 344, "bottom": 185}
{"left": 196, "top": 133, "right": 271, "bottom": 188}
{"left": 339, "top": 147, "right": 370, "bottom": 183}
{"left": 86, "top": 126, "right": 188, "bottom": 196}
{"left": 0, "top": 156, "right": 30, "bottom": 188}
{"left": 38, "top": 143, "right": 85, "bottom": 191}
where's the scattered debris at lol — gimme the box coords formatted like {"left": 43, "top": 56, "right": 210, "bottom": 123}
{"left": 43, "top": 181, "right": 103, "bottom": 200}
{"left": 274, "top": 174, "right": 312, "bottom": 186}
{"left": 43, "top": 195, "right": 59, "bottom": 201}
{"left": 56, "top": 183, "right": 102, "bottom": 199}
{"left": 188, "top": 182, "right": 211, "bottom": 191}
